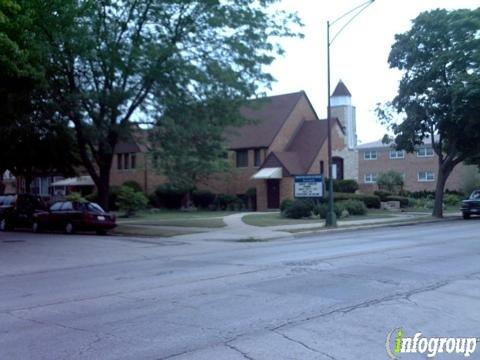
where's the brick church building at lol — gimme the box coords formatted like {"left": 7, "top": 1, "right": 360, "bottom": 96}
{"left": 110, "top": 81, "right": 358, "bottom": 210}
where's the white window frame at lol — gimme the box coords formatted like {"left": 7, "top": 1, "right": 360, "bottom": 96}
{"left": 364, "top": 173, "right": 378, "bottom": 184}
{"left": 389, "top": 150, "right": 405, "bottom": 159}
{"left": 416, "top": 147, "right": 434, "bottom": 157}
{"left": 418, "top": 171, "right": 435, "bottom": 182}
{"left": 364, "top": 150, "right": 378, "bottom": 160}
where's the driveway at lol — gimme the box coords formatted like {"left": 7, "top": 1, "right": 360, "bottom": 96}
{"left": 0, "top": 220, "right": 479, "bottom": 359}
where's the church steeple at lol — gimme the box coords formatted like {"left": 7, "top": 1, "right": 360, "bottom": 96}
{"left": 330, "top": 80, "right": 357, "bottom": 149}
{"left": 331, "top": 80, "right": 352, "bottom": 107}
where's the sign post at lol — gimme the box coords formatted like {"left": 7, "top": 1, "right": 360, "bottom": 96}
{"left": 294, "top": 175, "right": 323, "bottom": 198}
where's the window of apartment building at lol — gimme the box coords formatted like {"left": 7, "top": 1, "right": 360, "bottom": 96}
{"left": 236, "top": 150, "right": 248, "bottom": 168}
{"left": 364, "top": 150, "right": 377, "bottom": 160}
{"left": 254, "top": 149, "right": 261, "bottom": 167}
{"left": 389, "top": 150, "right": 405, "bottom": 159}
{"left": 364, "top": 173, "right": 378, "bottom": 183}
{"left": 418, "top": 171, "right": 435, "bottom": 182}
{"left": 117, "top": 153, "right": 137, "bottom": 170}
{"left": 416, "top": 147, "right": 434, "bottom": 157}
{"left": 320, "top": 161, "right": 324, "bottom": 175}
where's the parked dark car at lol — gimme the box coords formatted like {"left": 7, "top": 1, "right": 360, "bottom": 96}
{"left": 33, "top": 201, "right": 116, "bottom": 235}
{"left": 0, "top": 194, "right": 46, "bottom": 231}
{"left": 461, "top": 190, "right": 480, "bottom": 219}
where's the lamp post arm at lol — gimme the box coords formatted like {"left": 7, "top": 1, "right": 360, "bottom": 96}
{"left": 330, "top": 0, "right": 375, "bottom": 45}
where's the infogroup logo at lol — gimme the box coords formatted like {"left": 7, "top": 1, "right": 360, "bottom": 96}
{"left": 385, "top": 328, "right": 479, "bottom": 359}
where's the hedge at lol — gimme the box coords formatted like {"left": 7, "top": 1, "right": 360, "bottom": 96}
{"left": 333, "top": 179, "right": 359, "bottom": 193}
{"left": 282, "top": 199, "right": 314, "bottom": 219}
{"left": 329, "top": 192, "right": 381, "bottom": 209}
{"left": 192, "top": 190, "right": 215, "bottom": 209}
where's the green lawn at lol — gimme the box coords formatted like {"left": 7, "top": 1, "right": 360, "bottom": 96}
{"left": 115, "top": 210, "right": 233, "bottom": 228}
{"left": 242, "top": 210, "right": 395, "bottom": 227}
{"left": 113, "top": 225, "right": 201, "bottom": 237}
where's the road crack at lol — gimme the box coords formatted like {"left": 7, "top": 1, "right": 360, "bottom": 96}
{"left": 273, "top": 330, "right": 337, "bottom": 359}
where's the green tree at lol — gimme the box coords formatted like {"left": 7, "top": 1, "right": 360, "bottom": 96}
{"left": 0, "top": 0, "right": 79, "bottom": 190}
{"left": 27, "top": 0, "right": 301, "bottom": 209}
{"left": 116, "top": 185, "right": 148, "bottom": 217}
{"left": 378, "top": 8, "right": 480, "bottom": 217}
{"left": 377, "top": 171, "right": 404, "bottom": 193}
{"left": 150, "top": 95, "right": 243, "bottom": 191}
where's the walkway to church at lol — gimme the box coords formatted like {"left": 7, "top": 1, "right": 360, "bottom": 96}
{"left": 169, "top": 211, "right": 429, "bottom": 242}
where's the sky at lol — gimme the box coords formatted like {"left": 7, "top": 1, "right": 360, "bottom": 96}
{"left": 265, "top": 0, "right": 479, "bottom": 144}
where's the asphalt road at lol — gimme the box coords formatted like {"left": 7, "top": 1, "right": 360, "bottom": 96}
{"left": 1, "top": 220, "right": 479, "bottom": 359}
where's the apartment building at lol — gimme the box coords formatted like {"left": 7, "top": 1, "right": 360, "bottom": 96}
{"left": 357, "top": 139, "right": 470, "bottom": 192}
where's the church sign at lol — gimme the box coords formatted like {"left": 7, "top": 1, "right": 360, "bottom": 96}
{"left": 294, "top": 175, "right": 323, "bottom": 198}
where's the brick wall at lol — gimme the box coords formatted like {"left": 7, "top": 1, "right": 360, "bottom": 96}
{"left": 358, "top": 147, "right": 471, "bottom": 192}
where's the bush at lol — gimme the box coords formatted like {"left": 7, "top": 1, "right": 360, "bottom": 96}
{"left": 65, "top": 192, "right": 86, "bottom": 202}
{"left": 337, "top": 199, "right": 367, "bottom": 215}
{"left": 333, "top": 179, "right": 359, "bottom": 193}
{"left": 330, "top": 192, "right": 381, "bottom": 209}
{"left": 282, "top": 199, "right": 314, "bottom": 219}
{"left": 85, "top": 185, "right": 121, "bottom": 210}
{"left": 313, "top": 203, "right": 343, "bottom": 219}
{"left": 192, "top": 190, "right": 216, "bottom": 209}
{"left": 280, "top": 198, "right": 294, "bottom": 212}
{"left": 122, "top": 181, "right": 143, "bottom": 193}
{"left": 385, "top": 195, "right": 410, "bottom": 208}
{"left": 410, "top": 190, "right": 435, "bottom": 199}
{"left": 443, "top": 193, "right": 462, "bottom": 207}
{"left": 153, "top": 184, "right": 187, "bottom": 209}
{"left": 374, "top": 190, "right": 392, "bottom": 202}
{"left": 116, "top": 186, "right": 148, "bottom": 217}
{"left": 213, "top": 194, "right": 243, "bottom": 211}
{"left": 377, "top": 170, "right": 404, "bottom": 193}
{"left": 414, "top": 197, "right": 434, "bottom": 210}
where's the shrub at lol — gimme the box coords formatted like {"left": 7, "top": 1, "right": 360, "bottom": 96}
{"left": 280, "top": 198, "right": 294, "bottom": 212}
{"left": 122, "top": 181, "right": 143, "bottom": 193}
{"left": 192, "top": 190, "right": 216, "bottom": 209}
{"left": 337, "top": 199, "right": 367, "bottom": 215}
{"left": 313, "top": 203, "right": 342, "bottom": 219}
{"left": 213, "top": 194, "right": 243, "bottom": 211}
{"left": 374, "top": 190, "right": 392, "bottom": 202}
{"left": 333, "top": 179, "right": 359, "bottom": 193}
{"left": 331, "top": 192, "right": 381, "bottom": 209}
{"left": 282, "top": 199, "right": 314, "bottom": 219}
{"left": 443, "top": 193, "right": 462, "bottom": 207}
{"left": 385, "top": 195, "right": 410, "bottom": 208}
{"left": 65, "top": 192, "right": 86, "bottom": 202}
{"left": 85, "top": 185, "right": 121, "bottom": 210}
{"left": 410, "top": 190, "right": 435, "bottom": 199}
{"left": 414, "top": 197, "right": 434, "bottom": 210}
{"left": 377, "top": 170, "right": 404, "bottom": 193}
{"left": 116, "top": 186, "right": 148, "bottom": 217}
{"left": 154, "top": 184, "right": 187, "bottom": 209}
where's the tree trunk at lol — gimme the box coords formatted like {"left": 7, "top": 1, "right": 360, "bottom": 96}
{"left": 25, "top": 172, "right": 32, "bottom": 194}
{"left": 432, "top": 162, "right": 454, "bottom": 218}
{"left": 97, "top": 163, "right": 112, "bottom": 211}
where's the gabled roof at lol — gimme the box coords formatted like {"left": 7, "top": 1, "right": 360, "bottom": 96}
{"left": 260, "top": 118, "right": 343, "bottom": 175}
{"left": 226, "top": 91, "right": 307, "bottom": 150}
{"left": 332, "top": 80, "right": 351, "bottom": 97}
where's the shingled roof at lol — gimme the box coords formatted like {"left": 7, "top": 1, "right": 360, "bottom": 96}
{"left": 261, "top": 118, "right": 343, "bottom": 175}
{"left": 226, "top": 91, "right": 305, "bottom": 150}
{"left": 332, "top": 80, "right": 351, "bottom": 97}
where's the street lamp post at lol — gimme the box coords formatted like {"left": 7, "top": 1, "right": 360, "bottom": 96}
{"left": 325, "top": 0, "right": 375, "bottom": 227}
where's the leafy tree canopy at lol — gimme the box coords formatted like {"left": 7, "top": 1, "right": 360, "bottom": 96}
{"left": 25, "top": 0, "right": 302, "bottom": 208}
{"left": 378, "top": 8, "right": 480, "bottom": 217}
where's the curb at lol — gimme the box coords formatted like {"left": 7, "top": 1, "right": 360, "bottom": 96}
{"left": 290, "top": 216, "right": 461, "bottom": 239}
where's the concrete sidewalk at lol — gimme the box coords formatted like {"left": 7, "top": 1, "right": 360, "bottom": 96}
{"left": 172, "top": 211, "right": 457, "bottom": 242}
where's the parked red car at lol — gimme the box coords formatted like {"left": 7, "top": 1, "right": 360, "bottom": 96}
{"left": 33, "top": 201, "right": 116, "bottom": 235}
